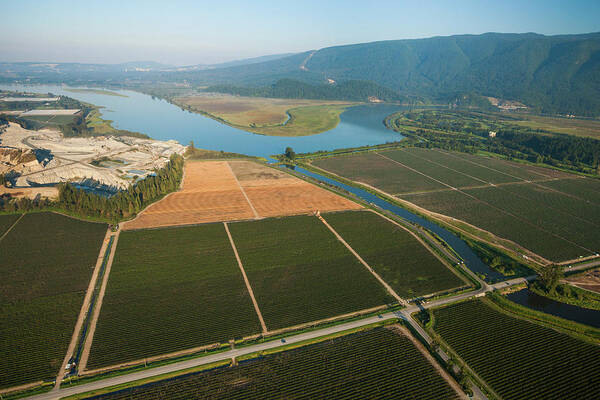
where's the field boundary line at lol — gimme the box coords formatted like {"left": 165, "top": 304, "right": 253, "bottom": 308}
{"left": 226, "top": 161, "right": 260, "bottom": 219}
{"left": 378, "top": 152, "right": 594, "bottom": 258}
{"left": 54, "top": 228, "right": 113, "bottom": 389}
{"left": 78, "top": 229, "right": 121, "bottom": 372}
{"left": 223, "top": 222, "right": 268, "bottom": 333}
{"left": 363, "top": 209, "right": 471, "bottom": 287}
{"left": 391, "top": 324, "right": 468, "bottom": 399}
{"left": 398, "top": 148, "right": 490, "bottom": 186}
{"left": 0, "top": 213, "right": 24, "bottom": 242}
{"left": 317, "top": 214, "right": 408, "bottom": 306}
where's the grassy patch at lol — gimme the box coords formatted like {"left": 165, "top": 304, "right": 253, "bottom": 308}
{"left": 431, "top": 298, "right": 600, "bottom": 399}
{"left": 0, "top": 212, "right": 106, "bottom": 389}
{"left": 173, "top": 95, "right": 352, "bottom": 137}
{"left": 77, "top": 327, "right": 459, "bottom": 400}
{"left": 228, "top": 215, "right": 394, "bottom": 330}
{"left": 324, "top": 210, "right": 465, "bottom": 298}
{"left": 86, "top": 224, "right": 261, "bottom": 369}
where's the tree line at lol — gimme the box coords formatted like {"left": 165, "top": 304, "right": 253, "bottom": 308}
{"left": 0, "top": 154, "right": 184, "bottom": 223}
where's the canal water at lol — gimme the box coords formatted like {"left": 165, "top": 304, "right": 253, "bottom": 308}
{"left": 506, "top": 288, "right": 600, "bottom": 328}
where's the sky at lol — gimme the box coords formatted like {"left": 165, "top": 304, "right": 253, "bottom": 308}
{"left": 1, "top": 0, "right": 599, "bottom": 65}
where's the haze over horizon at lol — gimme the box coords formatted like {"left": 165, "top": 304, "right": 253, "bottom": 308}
{"left": 2, "top": 0, "right": 599, "bottom": 66}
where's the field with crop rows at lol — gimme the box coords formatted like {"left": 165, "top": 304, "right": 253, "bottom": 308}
{"left": 0, "top": 213, "right": 20, "bottom": 236}
{"left": 313, "top": 147, "right": 598, "bottom": 262}
{"left": 0, "top": 212, "right": 106, "bottom": 389}
{"left": 87, "top": 224, "right": 261, "bottom": 369}
{"left": 84, "top": 327, "right": 460, "bottom": 400}
{"left": 228, "top": 215, "right": 394, "bottom": 330}
{"left": 431, "top": 299, "right": 600, "bottom": 399}
{"left": 312, "top": 152, "right": 445, "bottom": 194}
{"left": 324, "top": 210, "right": 465, "bottom": 298}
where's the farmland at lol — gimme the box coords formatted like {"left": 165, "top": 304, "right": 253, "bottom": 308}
{"left": 124, "top": 160, "right": 360, "bottom": 230}
{"left": 0, "top": 212, "right": 106, "bottom": 389}
{"left": 311, "top": 148, "right": 600, "bottom": 262}
{"left": 0, "top": 213, "right": 20, "bottom": 235}
{"left": 86, "top": 224, "right": 261, "bottom": 370}
{"left": 82, "top": 327, "right": 460, "bottom": 400}
{"left": 228, "top": 215, "right": 394, "bottom": 330}
{"left": 323, "top": 210, "right": 466, "bottom": 298}
{"left": 431, "top": 299, "right": 600, "bottom": 399}
{"left": 172, "top": 94, "right": 352, "bottom": 136}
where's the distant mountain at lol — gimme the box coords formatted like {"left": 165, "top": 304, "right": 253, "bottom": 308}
{"left": 188, "top": 32, "right": 600, "bottom": 116}
{"left": 1, "top": 33, "right": 599, "bottom": 115}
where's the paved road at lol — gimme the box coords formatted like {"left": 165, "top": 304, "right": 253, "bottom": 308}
{"left": 26, "top": 269, "right": 523, "bottom": 400}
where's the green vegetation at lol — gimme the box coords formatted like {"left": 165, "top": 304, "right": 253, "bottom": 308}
{"left": 87, "top": 224, "right": 261, "bottom": 369}
{"left": 64, "top": 88, "right": 127, "bottom": 97}
{"left": 229, "top": 215, "right": 394, "bottom": 330}
{"left": 430, "top": 298, "right": 600, "bottom": 399}
{"left": 184, "top": 145, "right": 261, "bottom": 160}
{"left": 205, "top": 78, "right": 406, "bottom": 102}
{"left": 244, "top": 104, "right": 348, "bottom": 137}
{"left": 0, "top": 154, "right": 184, "bottom": 223}
{"left": 461, "top": 236, "right": 534, "bottom": 278}
{"left": 80, "top": 327, "right": 459, "bottom": 400}
{"left": 0, "top": 212, "right": 106, "bottom": 389}
{"left": 387, "top": 109, "right": 600, "bottom": 175}
{"left": 324, "top": 210, "right": 465, "bottom": 298}
{"left": 529, "top": 266, "right": 600, "bottom": 311}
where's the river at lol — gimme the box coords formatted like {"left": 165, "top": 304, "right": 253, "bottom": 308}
{"left": 0, "top": 85, "right": 405, "bottom": 157}
{"left": 2, "top": 84, "right": 505, "bottom": 279}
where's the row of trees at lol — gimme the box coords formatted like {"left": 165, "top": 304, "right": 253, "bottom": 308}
{"left": 0, "top": 154, "right": 184, "bottom": 223}
{"left": 392, "top": 110, "right": 600, "bottom": 175}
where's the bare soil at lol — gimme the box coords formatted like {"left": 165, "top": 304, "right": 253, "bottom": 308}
{"left": 123, "top": 161, "right": 361, "bottom": 230}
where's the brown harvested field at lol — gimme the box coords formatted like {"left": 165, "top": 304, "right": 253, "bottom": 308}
{"left": 566, "top": 268, "right": 600, "bottom": 294}
{"left": 123, "top": 160, "right": 360, "bottom": 230}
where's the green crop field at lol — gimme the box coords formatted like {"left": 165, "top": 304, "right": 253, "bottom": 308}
{"left": 402, "top": 148, "right": 520, "bottom": 184}
{"left": 324, "top": 210, "right": 465, "bottom": 298}
{"left": 381, "top": 149, "right": 484, "bottom": 188}
{"left": 0, "top": 212, "right": 106, "bottom": 389}
{"left": 312, "top": 152, "right": 445, "bottom": 194}
{"left": 539, "top": 178, "right": 600, "bottom": 206}
{"left": 400, "top": 188, "right": 587, "bottom": 261}
{"left": 87, "top": 224, "right": 261, "bottom": 370}
{"left": 313, "top": 148, "right": 598, "bottom": 262}
{"left": 228, "top": 215, "right": 394, "bottom": 330}
{"left": 0, "top": 213, "right": 20, "bottom": 236}
{"left": 82, "top": 327, "right": 460, "bottom": 400}
{"left": 431, "top": 299, "right": 600, "bottom": 399}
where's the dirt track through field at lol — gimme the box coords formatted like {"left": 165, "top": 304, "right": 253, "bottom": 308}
{"left": 78, "top": 230, "right": 121, "bottom": 373}
{"left": 317, "top": 214, "right": 407, "bottom": 306}
{"left": 54, "top": 228, "right": 113, "bottom": 389}
{"left": 224, "top": 222, "right": 267, "bottom": 333}
{"left": 0, "top": 213, "right": 24, "bottom": 242}
{"left": 123, "top": 161, "right": 360, "bottom": 230}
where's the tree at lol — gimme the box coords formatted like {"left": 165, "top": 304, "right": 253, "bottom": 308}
{"left": 538, "top": 264, "right": 563, "bottom": 294}
{"left": 285, "top": 146, "right": 295, "bottom": 160}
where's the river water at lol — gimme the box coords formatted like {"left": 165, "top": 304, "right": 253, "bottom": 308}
{"left": 0, "top": 85, "right": 405, "bottom": 157}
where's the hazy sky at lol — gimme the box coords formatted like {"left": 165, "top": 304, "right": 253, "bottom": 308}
{"left": 2, "top": 0, "right": 599, "bottom": 65}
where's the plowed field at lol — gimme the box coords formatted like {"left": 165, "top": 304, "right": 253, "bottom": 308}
{"left": 124, "top": 161, "right": 360, "bottom": 230}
